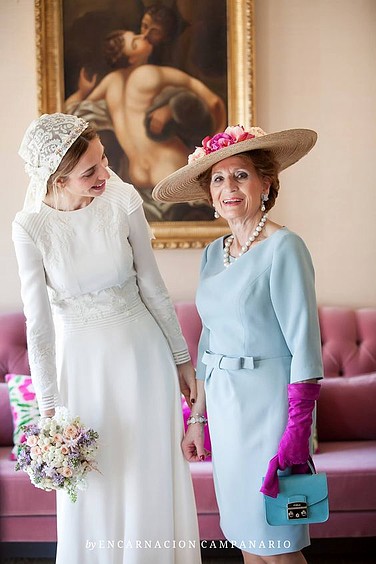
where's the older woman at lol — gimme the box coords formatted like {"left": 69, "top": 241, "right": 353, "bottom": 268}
{"left": 153, "top": 126, "right": 323, "bottom": 564}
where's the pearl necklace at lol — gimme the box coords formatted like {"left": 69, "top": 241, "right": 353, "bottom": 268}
{"left": 223, "top": 213, "right": 268, "bottom": 268}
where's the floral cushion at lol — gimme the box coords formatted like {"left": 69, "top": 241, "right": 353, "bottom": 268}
{"left": 5, "top": 374, "right": 40, "bottom": 460}
{"left": 181, "top": 397, "right": 212, "bottom": 460}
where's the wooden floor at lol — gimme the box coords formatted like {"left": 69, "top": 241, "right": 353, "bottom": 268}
{"left": 1, "top": 539, "right": 375, "bottom": 563}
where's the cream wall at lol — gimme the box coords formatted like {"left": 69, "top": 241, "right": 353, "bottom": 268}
{"left": 254, "top": 0, "right": 376, "bottom": 307}
{"left": 1, "top": 0, "right": 375, "bottom": 310}
{"left": 0, "top": 0, "right": 38, "bottom": 311}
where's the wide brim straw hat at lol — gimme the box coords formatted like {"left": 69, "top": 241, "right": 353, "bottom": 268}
{"left": 152, "top": 126, "right": 317, "bottom": 203}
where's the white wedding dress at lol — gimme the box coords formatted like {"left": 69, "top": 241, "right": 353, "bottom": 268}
{"left": 12, "top": 170, "right": 201, "bottom": 564}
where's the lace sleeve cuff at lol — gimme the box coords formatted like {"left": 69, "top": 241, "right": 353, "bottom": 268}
{"left": 37, "top": 393, "right": 60, "bottom": 413}
{"left": 173, "top": 349, "right": 191, "bottom": 365}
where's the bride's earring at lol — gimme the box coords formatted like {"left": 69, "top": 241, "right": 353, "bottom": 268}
{"left": 53, "top": 179, "right": 68, "bottom": 211}
{"left": 52, "top": 181, "right": 60, "bottom": 210}
{"left": 261, "top": 193, "right": 269, "bottom": 212}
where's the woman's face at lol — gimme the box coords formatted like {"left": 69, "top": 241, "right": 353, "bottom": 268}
{"left": 59, "top": 137, "right": 110, "bottom": 202}
{"left": 210, "top": 155, "right": 270, "bottom": 222}
{"left": 123, "top": 31, "right": 153, "bottom": 65}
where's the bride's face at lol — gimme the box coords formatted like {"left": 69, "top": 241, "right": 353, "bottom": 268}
{"left": 60, "top": 138, "right": 110, "bottom": 201}
{"left": 123, "top": 31, "right": 153, "bottom": 65}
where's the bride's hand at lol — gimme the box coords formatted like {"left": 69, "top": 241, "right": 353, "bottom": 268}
{"left": 177, "top": 360, "right": 197, "bottom": 408}
{"left": 41, "top": 408, "right": 55, "bottom": 418}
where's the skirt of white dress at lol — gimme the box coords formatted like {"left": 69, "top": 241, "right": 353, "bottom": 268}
{"left": 54, "top": 305, "right": 201, "bottom": 564}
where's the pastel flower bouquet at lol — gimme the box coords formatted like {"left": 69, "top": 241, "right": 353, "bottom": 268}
{"left": 15, "top": 407, "right": 99, "bottom": 502}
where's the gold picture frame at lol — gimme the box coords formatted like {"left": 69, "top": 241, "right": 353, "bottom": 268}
{"left": 35, "top": 0, "right": 255, "bottom": 249}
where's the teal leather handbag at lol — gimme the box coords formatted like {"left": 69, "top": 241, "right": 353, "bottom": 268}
{"left": 263, "top": 459, "right": 329, "bottom": 526}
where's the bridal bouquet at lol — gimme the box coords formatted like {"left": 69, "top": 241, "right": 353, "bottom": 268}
{"left": 15, "top": 407, "right": 99, "bottom": 502}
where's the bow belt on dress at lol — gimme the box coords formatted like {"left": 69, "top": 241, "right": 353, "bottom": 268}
{"left": 202, "top": 351, "right": 255, "bottom": 370}
{"left": 202, "top": 350, "right": 292, "bottom": 372}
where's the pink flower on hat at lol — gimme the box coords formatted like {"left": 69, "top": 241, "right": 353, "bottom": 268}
{"left": 203, "top": 132, "right": 236, "bottom": 152}
{"left": 188, "top": 125, "right": 267, "bottom": 163}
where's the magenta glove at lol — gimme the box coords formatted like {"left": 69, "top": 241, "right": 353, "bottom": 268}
{"left": 261, "top": 382, "right": 320, "bottom": 498}
{"left": 278, "top": 383, "right": 320, "bottom": 468}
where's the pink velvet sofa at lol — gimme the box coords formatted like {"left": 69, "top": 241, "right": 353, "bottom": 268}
{"left": 1, "top": 305, "right": 376, "bottom": 545}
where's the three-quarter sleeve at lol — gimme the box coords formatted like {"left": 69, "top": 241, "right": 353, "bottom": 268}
{"left": 12, "top": 220, "right": 60, "bottom": 411}
{"left": 127, "top": 203, "right": 190, "bottom": 365}
{"left": 270, "top": 233, "right": 323, "bottom": 383}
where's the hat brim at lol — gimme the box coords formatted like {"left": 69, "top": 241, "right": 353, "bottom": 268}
{"left": 152, "top": 128, "right": 317, "bottom": 203}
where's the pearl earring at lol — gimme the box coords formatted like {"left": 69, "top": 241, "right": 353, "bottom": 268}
{"left": 261, "top": 193, "right": 269, "bottom": 212}
{"left": 213, "top": 205, "right": 219, "bottom": 219}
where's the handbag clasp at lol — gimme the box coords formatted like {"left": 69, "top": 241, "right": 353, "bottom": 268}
{"left": 287, "top": 501, "right": 308, "bottom": 520}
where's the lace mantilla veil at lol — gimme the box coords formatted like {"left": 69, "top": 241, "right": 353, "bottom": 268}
{"left": 18, "top": 113, "right": 89, "bottom": 213}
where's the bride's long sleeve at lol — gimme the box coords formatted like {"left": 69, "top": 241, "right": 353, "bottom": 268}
{"left": 127, "top": 204, "right": 190, "bottom": 365}
{"left": 12, "top": 219, "right": 59, "bottom": 411}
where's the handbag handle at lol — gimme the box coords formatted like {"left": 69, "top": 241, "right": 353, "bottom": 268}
{"left": 306, "top": 456, "right": 317, "bottom": 474}
{"left": 261, "top": 455, "right": 318, "bottom": 498}
{"left": 292, "top": 456, "right": 317, "bottom": 475}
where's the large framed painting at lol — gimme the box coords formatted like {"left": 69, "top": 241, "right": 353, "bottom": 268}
{"left": 35, "top": 0, "right": 255, "bottom": 248}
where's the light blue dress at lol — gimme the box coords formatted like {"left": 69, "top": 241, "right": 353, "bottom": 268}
{"left": 195, "top": 228, "right": 323, "bottom": 556}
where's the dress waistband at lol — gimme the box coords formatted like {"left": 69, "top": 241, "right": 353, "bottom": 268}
{"left": 52, "top": 297, "right": 147, "bottom": 332}
{"left": 202, "top": 351, "right": 255, "bottom": 370}
{"left": 202, "top": 350, "right": 291, "bottom": 371}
